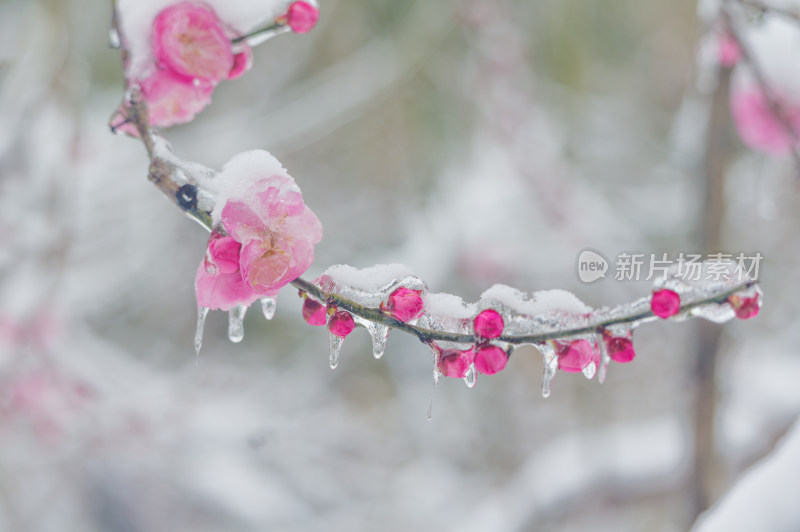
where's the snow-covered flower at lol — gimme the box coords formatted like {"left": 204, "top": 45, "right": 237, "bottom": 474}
{"left": 196, "top": 151, "right": 323, "bottom": 310}
{"left": 131, "top": 1, "right": 253, "bottom": 127}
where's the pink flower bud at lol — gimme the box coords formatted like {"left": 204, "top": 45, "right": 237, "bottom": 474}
{"left": 473, "top": 309, "right": 504, "bottom": 339}
{"left": 437, "top": 347, "right": 474, "bottom": 378}
{"left": 328, "top": 310, "right": 355, "bottom": 338}
{"left": 382, "top": 287, "right": 424, "bottom": 322}
{"left": 651, "top": 289, "right": 681, "bottom": 319}
{"left": 473, "top": 345, "right": 508, "bottom": 375}
{"left": 302, "top": 297, "right": 327, "bottom": 326}
{"left": 554, "top": 339, "right": 599, "bottom": 373}
{"left": 286, "top": 2, "right": 320, "bottom": 34}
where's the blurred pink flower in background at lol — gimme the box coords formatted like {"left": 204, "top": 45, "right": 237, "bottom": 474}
{"left": 730, "top": 86, "right": 800, "bottom": 155}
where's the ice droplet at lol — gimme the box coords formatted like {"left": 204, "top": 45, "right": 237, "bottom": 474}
{"left": 109, "top": 27, "right": 120, "bottom": 48}
{"left": 596, "top": 332, "right": 611, "bottom": 384}
{"left": 194, "top": 306, "right": 209, "bottom": 357}
{"left": 463, "top": 364, "right": 477, "bottom": 389}
{"left": 260, "top": 297, "right": 277, "bottom": 320}
{"left": 539, "top": 343, "right": 558, "bottom": 398}
{"left": 582, "top": 361, "right": 597, "bottom": 380}
{"left": 427, "top": 366, "right": 441, "bottom": 421}
{"left": 329, "top": 333, "right": 343, "bottom": 369}
{"left": 228, "top": 305, "right": 247, "bottom": 343}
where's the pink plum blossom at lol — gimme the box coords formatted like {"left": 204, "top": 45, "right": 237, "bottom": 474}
{"left": 195, "top": 169, "right": 322, "bottom": 311}
{"left": 152, "top": 2, "right": 233, "bottom": 81}
{"left": 139, "top": 68, "right": 215, "bottom": 128}
{"left": 129, "top": 2, "right": 254, "bottom": 128}
{"left": 220, "top": 175, "right": 322, "bottom": 294}
{"left": 730, "top": 86, "right": 800, "bottom": 155}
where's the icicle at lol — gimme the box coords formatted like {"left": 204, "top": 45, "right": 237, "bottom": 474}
{"left": 329, "top": 333, "right": 343, "bottom": 369}
{"left": 194, "top": 306, "right": 209, "bottom": 357}
{"left": 539, "top": 343, "right": 558, "bottom": 398}
{"left": 228, "top": 304, "right": 247, "bottom": 343}
{"left": 596, "top": 332, "right": 611, "bottom": 384}
{"left": 427, "top": 366, "right": 441, "bottom": 421}
{"left": 369, "top": 324, "right": 390, "bottom": 359}
{"left": 463, "top": 363, "right": 477, "bottom": 389}
{"left": 260, "top": 297, "right": 277, "bottom": 320}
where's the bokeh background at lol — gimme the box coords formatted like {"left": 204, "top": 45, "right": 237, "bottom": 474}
{"left": 1, "top": 0, "right": 799, "bottom": 530}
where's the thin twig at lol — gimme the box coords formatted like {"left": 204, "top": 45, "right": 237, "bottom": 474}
{"left": 736, "top": 0, "right": 800, "bottom": 23}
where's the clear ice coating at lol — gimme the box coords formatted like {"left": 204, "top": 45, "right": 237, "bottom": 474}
{"left": 538, "top": 342, "right": 558, "bottom": 398}
{"left": 690, "top": 302, "right": 736, "bottom": 323}
{"left": 195, "top": 306, "right": 209, "bottom": 356}
{"left": 329, "top": 333, "right": 343, "bottom": 369}
{"left": 260, "top": 297, "right": 277, "bottom": 321}
{"left": 463, "top": 364, "right": 477, "bottom": 389}
{"left": 228, "top": 304, "right": 247, "bottom": 343}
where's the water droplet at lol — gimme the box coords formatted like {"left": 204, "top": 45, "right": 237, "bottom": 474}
{"left": 194, "top": 306, "right": 209, "bottom": 358}
{"left": 228, "top": 304, "right": 247, "bottom": 343}
{"left": 539, "top": 342, "right": 558, "bottom": 398}
{"left": 463, "top": 364, "right": 477, "bottom": 389}
{"left": 109, "top": 27, "right": 120, "bottom": 48}
{"left": 260, "top": 297, "right": 277, "bottom": 320}
{"left": 582, "top": 361, "right": 597, "bottom": 380}
{"left": 329, "top": 333, "right": 343, "bottom": 369}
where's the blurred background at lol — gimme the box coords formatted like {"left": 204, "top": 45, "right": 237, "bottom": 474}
{"left": 1, "top": 0, "right": 799, "bottom": 530}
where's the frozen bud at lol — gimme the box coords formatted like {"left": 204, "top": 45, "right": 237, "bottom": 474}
{"left": 328, "top": 310, "right": 355, "bottom": 338}
{"left": 554, "top": 339, "right": 599, "bottom": 373}
{"left": 473, "top": 345, "right": 508, "bottom": 375}
{"left": 473, "top": 309, "right": 504, "bottom": 339}
{"left": 301, "top": 296, "right": 327, "bottom": 326}
{"left": 603, "top": 333, "right": 635, "bottom": 364}
{"left": 152, "top": 2, "right": 233, "bottom": 81}
{"left": 729, "top": 293, "right": 760, "bottom": 320}
{"left": 437, "top": 347, "right": 474, "bottom": 378}
{"left": 382, "top": 287, "right": 424, "bottom": 322}
{"left": 651, "top": 289, "right": 681, "bottom": 319}
{"left": 286, "top": 1, "right": 320, "bottom": 34}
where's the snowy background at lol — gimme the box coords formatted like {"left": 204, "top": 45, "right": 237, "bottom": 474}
{"left": 1, "top": 0, "right": 799, "bottom": 530}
